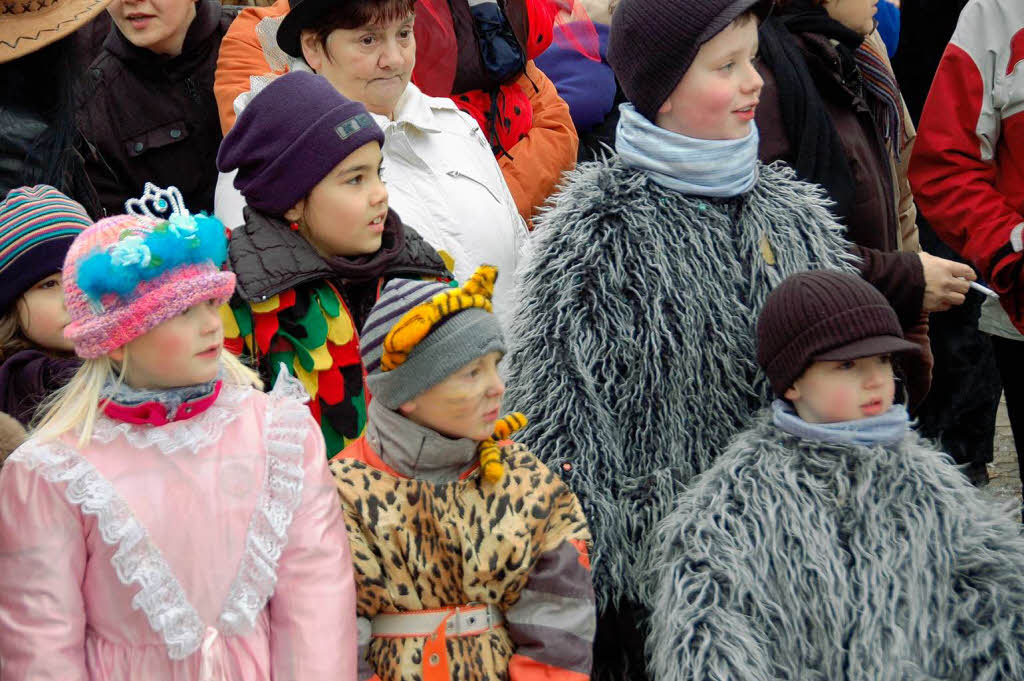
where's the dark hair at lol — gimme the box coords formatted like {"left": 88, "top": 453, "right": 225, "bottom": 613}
{"left": 0, "top": 305, "right": 32, "bottom": 363}
{"left": 734, "top": 8, "right": 759, "bottom": 25}
{"left": 0, "top": 38, "right": 78, "bottom": 191}
{"left": 0, "top": 36, "right": 102, "bottom": 217}
{"left": 306, "top": 0, "right": 417, "bottom": 55}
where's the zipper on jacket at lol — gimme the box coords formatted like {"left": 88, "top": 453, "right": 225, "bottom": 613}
{"left": 446, "top": 168, "right": 504, "bottom": 205}
{"left": 184, "top": 77, "right": 200, "bottom": 104}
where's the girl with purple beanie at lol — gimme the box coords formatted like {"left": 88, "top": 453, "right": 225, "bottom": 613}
{"left": 216, "top": 71, "right": 450, "bottom": 459}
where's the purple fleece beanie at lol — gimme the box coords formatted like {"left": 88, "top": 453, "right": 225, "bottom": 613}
{"left": 216, "top": 71, "right": 385, "bottom": 217}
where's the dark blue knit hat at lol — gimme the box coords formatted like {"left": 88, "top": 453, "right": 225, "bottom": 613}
{"left": 216, "top": 71, "right": 386, "bottom": 217}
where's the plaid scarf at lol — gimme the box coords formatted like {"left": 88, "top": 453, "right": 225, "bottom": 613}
{"left": 854, "top": 37, "right": 906, "bottom": 160}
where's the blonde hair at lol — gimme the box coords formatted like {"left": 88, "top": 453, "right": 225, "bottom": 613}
{"left": 31, "top": 350, "right": 262, "bottom": 447}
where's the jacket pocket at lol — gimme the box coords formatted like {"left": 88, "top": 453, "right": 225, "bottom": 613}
{"left": 123, "top": 121, "right": 190, "bottom": 158}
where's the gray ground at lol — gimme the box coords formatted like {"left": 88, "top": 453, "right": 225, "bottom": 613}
{"left": 980, "top": 397, "right": 1021, "bottom": 508}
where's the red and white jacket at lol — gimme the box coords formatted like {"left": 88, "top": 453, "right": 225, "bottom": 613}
{"left": 909, "top": 0, "right": 1024, "bottom": 332}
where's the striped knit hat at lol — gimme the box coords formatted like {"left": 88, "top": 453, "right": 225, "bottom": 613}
{"left": 0, "top": 185, "right": 91, "bottom": 313}
{"left": 360, "top": 268, "right": 506, "bottom": 410}
{"left": 62, "top": 213, "right": 236, "bottom": 358}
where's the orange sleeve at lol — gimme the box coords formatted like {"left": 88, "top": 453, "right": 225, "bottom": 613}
{"left": 214, "top": 0, "right": 291, "bottom": 134}
{"left": 499, "top": 60, "right": 578, "bottom": 225}
{"left": 509, "top": 656, "right": 590, "bottom": 681}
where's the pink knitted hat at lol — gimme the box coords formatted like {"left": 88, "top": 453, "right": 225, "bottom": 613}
{"left": 63, "top": 212, "right": 236, "bottom": 359}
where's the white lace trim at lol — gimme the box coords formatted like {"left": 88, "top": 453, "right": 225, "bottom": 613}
{"left": 10, "top": 441, "right": 206, "bottom": 660}
{"left": 90, "top": 385, "right": 249, "bottom": 455}
{"left": 9, "top": 370, "right": 314, "bottom": 659}
{"left": 233, "top": 17, "right": 312, "bottom": 116}
{"left": 217, "top": 366, "right": 309, "bottom": 634}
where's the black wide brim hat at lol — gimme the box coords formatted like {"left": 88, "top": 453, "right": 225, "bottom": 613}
{"left": 277, "top": 0, "right": 338, "bottom": 58}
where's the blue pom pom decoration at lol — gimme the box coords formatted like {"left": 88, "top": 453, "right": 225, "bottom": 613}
{"left": 76, "top": 213, "right": 229, "bottom": 305}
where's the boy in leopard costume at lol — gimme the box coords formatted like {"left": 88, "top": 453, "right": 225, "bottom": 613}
{"left": 330, "top": 266, "right": 596, "bottom": 681}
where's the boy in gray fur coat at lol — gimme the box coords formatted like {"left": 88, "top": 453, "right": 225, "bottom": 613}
{"left": 502, "top": 0, "right": 935, "bottom": 678}
{"left": 648, "top": 270, "right": 1024, "bottom": 681}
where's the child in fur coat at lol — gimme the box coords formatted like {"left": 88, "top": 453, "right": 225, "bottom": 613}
{"left": 648, "top": 270, "right": 1024, "bottom": 681}
{"left": 501, "top": 0, "right": 934, "bottom": 678}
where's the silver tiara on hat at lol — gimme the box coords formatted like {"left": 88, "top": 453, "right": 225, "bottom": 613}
{"left": 124, "top": 183, "right": 190, "bottom": 221}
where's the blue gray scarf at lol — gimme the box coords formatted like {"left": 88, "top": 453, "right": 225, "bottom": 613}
{"left": 614, "top": 102, "right": 759, "bottom": 197}
{"left": 364, "top": 398, "right": 478, "bottom": 483}
{"left": 772, "top": 399, "right": 909, "bottom": 447}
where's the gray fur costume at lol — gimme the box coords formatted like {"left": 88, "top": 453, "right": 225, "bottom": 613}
{"left": 503, "top": 156, "right": 856, "bottom": 679}
{"left": 648, "top": 412, "right": 1024, "bottom": 681}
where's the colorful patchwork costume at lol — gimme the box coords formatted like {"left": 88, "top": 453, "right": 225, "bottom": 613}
{"left": 222, "top": 209, "right": 449, "bottom": 457}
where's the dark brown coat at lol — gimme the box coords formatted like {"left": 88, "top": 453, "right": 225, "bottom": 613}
{"left": 77, "top": 0, "right": 238, "bottom": 216}
{"left": 755, "top": 31, "right": 931, "bottom": 407}
{"left": 757, "top": 31, "right": 918, "bottom": 254}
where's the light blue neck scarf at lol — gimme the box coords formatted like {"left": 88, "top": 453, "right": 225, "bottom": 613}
{"left": 614, "top": 102, "right": 760, "bottom": 197}
{"left": 772, "top": 399, "right": 910, "bottom": 447}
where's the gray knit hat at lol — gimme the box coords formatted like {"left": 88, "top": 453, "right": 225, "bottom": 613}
{"left": 608, "top": 0, "right": 772, "bottom": 120}
{"left": 360, "top": 270, "right": 506, "bottom": 409}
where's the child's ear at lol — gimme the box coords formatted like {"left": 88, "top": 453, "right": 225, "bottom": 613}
{"left": 783, "top": 385, "right": 800, "bottom": 402}
{"left": 657, "top": 98, "right": 673, "bottom": 115}
{"left": 108, "top": 346, "right": 125, "bottom": 363}
{"left": 398, "top": 400, "right": 416, "bottom": 416}
{"left": 283, "top": 200, "right": 305, "bottom": 223}
{"left": 300, "top": 31, "right": 325, "bottom": 72}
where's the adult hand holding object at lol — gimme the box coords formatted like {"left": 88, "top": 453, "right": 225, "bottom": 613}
{"left": 918, "top": 251, "right": 976, "bottom": 312}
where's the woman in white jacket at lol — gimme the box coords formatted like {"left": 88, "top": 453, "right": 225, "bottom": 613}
{"left": 213, "top": 0, "right": 527, "bottom": 329}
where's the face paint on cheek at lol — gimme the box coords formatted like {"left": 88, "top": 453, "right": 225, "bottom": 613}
{"left": 444, "top": 384, "right": 490, "bottom": 416}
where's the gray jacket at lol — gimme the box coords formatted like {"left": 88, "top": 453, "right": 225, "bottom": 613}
{"left": 505, "top": 158, "right": 857, "bottom": 618}
{"left": 649, "top": 413, "right": 1024, "bottom": 681}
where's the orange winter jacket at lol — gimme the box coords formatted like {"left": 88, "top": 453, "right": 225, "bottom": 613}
{"left": 213, "top": 0, "right": 288, "bottom": 135}
{"left": 498, "top": 60, "right": 577, "bottom": 224}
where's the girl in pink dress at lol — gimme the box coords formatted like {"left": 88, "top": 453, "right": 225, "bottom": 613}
{"left": 0, "top": 186, "right": 359, "bottom": 681}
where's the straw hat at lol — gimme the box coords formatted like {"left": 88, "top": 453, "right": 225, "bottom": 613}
{"left": 0, "top": 0, "right": 112, "bottom": 64}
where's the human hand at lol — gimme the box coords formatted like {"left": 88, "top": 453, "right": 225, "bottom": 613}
{"left": 918, "top": 251, "right": 976, "bottom": 312}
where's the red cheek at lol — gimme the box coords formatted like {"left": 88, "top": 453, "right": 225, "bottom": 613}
{"left": 685, "top": 88, "right": 737, "bottom": 125}
{"left": 823, "top": 385, "right": 858, "bottom": 417}
{"left": 150, "top": 332, "right": 189, "bottom": 358}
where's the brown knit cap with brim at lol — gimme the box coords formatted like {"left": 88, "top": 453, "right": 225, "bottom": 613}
{"left": 756, "top": 270, "right": 921, "bottom": 396}
{"left": 608, "top": 0, "right": 773, "bottom": 121}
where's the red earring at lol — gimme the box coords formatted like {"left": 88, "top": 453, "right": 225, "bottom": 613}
{"left": 289, "top": 221, "right": 300, "bottom": 231}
